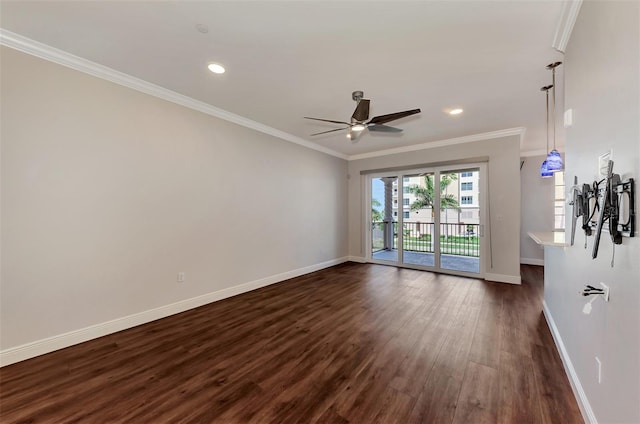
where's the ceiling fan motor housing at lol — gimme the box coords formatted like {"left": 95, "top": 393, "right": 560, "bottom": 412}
{"left": 352, "top": 91, "right": 364, "bottom": 102}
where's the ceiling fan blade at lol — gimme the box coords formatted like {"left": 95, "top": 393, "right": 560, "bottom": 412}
{"left": 351, "top": 99, "right": 370, "bottom": 122}
{"left": 368, "top": 124, "right": 403, "bottom": 133}
{"left": 367, "top": 108, "right": 421, "bottom": 125}
{"left": 310, "top": 127, "right": 350, "bottom": 136}
{"left": 304, "top": 117, "right": 351, "bottom": 125}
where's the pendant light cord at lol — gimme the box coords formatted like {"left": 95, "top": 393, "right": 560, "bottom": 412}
{"left": 541, "top": 85, "right": 552, "bottom": 153}
{"left": 552, "top": 67, "right": 556, "bottom": 151}
{"left": 545, "top": 61, "right": 562, "bottom": 152}
{"left": 546, "top": 88, "right": 550, "bottom": 153}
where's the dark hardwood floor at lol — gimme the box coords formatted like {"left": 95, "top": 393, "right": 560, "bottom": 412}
{"left": 0, "top": 263, "right": 583, "bottom": 423}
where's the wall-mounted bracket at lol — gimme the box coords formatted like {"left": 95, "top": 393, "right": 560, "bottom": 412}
{"left": 591, "top": 160, "right": 635, "bottom": 265}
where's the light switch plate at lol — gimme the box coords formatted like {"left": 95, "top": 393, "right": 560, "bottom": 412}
{"left": 564, "top": 108, "right": 573, "bottom": 127}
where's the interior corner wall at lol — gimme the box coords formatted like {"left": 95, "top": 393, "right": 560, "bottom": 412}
{"left": 544, "top": 1, "right": 640, "bottom": 422}
{"left": 520, "top": 154, "right": 554, "bottom": 264}
{"left": 347, "top": 135, "right": 521, "bottom": 282}
{"left": 0, "top": 47, "right": 348, "bottom": 352}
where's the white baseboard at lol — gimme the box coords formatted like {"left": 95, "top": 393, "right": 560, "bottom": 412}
{"left": 484, "top": 273, "right": 521, "bottom": 284}
{"left": 0, "top": 257, "right": 349, "bottom": 367}
{"left": 543, "top": 300, "right": 597, "bottom": 424}
{"left": 520, "top": 257, "right": 545, "bottom": 266}
{"left": 346, "top": 256, "right": 367, "bottom": 263}
{"left": 349, "top": 258, "right": 521, "bottom": 285}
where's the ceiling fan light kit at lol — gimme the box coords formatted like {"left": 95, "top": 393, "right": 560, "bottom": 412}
{"left": 304, "top": 91, "right": 421, "bottom": 141}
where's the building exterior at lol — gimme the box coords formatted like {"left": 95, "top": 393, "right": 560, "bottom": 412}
{"left": 388, "top": 170, "right": 480, "bottom": 226}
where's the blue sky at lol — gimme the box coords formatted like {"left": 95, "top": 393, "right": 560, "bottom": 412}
{"left": 372, "top": 178, "right": 386, "bottom": 211}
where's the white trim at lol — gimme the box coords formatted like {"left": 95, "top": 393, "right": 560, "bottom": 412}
{"left": 347, "top": 256, "right": 367, "bottom": 263}
{"left": 0, "top": 29, "right": 348, "bottom": 161}
{"left": 520, "top": 257, "right": 545, "bottom": 266}
{"left": 543, "top": 300, "right": 597, "bottom": 424}
{"left": 552, "top": 0, "right": 583, "bottom": 53}
{"left": 0, "top": 30, "right": 536, "bottom": 162}
{"left": 364, "top": 163, "right": 487, "bottom": 279}
{"left": 484, "top": 273, "right": 521, "bottom": 284}
{"left": 348, "top": 128, "right": 526, "bottom": 161}
{"left": 0, "top": 257, "right": 349, "bottom": 367}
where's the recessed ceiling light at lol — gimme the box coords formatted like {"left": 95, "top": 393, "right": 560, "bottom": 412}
{"left": 208, "top": 63, "right": 225, "bottom": 74}
{"left": 449, "top": 108, "right": 463, "bottom": 115}
{"left": 352, "top": 124, "right": 366, "bottom": 132}
{"left": 346, "top": 133, "right": 352, "bottom": 139}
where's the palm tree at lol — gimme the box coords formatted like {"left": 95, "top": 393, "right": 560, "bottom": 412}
{"left": 371, "top": 198, "right": 383, "bottom": 222}
{"left": 407, "top": 174, "right": 461, "bottom": 215}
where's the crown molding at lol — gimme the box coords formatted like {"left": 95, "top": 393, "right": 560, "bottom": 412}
{"left": 0, "top": 29, "right": 348, "bottom": 160}
{"left": 552, "top": 0, "right": 583, "bottom": 53}
{"left": 0, "top": 30, "right": 534, "bottom": 163}
{"left": 347, "top": 127, "right": 526, "bottom": 161}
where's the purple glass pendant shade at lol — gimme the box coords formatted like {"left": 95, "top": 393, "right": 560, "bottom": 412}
{"left": 541, "top": 160, "right": 553, "bottom": 178}
{"left": 545, "top": 149, "right": 563, "bottom": 172}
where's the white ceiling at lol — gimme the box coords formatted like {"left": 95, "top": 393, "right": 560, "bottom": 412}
{"left": 0, "top": 1, "right": 567, "bottom": 157}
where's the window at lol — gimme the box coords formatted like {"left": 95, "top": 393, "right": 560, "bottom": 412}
{"left": 403, "top": 211, "right": 410, "bottom": 219}
{"left": 461, "top": 172, "right": 473, "bottom": 177}
{"left": 403, "top": 186, "right": 410, "bottom": 193}
{"left": 403, "top": 198, "right": 410, "bottom": 206}
{"left": 403, "top": 177, "right": 410, "bottom": 182}
{"left": 554, "top": 171, "right": 565, "bottom": 231}
{"left": 394, "top": 211, "right": 398, "bottom": 217}
{"left": 461, "top": 182, "right": 473, "bottom": 191}
{"left": 394, "top": 199, "right": 398, "bottom": 205}
{"left": 461, "top": 196, "right": 473, "bottom": 205}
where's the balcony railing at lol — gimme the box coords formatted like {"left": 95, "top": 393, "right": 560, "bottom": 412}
{"left": 372, "top": 222, "right": 479, "bottom": 257}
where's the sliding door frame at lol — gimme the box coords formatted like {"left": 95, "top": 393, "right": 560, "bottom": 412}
{"left": 364, "top": 162, "right": 488, "bottom": 279}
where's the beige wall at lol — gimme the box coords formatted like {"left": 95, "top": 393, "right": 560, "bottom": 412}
{"left": 544, "top": 2, "right": 640, "bottom": 422}
{"left": 347, "top": 135, "right": 521, "bottom": 281}
{"left": 520, "top": 154, "right": 555, "bottom": 264}
{"left": 0, "top": 47, "right": 348, "bottom": 351}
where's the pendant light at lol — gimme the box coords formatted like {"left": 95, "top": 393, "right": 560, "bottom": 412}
{"left": 545, "top": 62, "right": 563, "bottom": 172}
{"left": 540, "top": 84, "right": 554, "bottom": 178}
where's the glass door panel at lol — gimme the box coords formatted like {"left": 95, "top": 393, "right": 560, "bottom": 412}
{"left": 371, "top": 176, "right": 398, "bottom": 262}
{"left": 401, "top": 173, "right": 435, "bottom": 267}
{"left": 439, "top": 169, "right": 481, "bottom": 273}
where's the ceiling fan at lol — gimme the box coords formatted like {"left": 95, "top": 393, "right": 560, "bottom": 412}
{"left": 304, "top": 91, "right": 421, "bottom": 141}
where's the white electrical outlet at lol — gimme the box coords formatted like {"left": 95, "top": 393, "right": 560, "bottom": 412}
{"left": 598, "top": 150, "right": 612, "bottom": 177}
{"left": 595, "top": 357, "right": 602, "bottom": 384}
{"left": 177, "top": 272, "right": 185, "bottom": 283}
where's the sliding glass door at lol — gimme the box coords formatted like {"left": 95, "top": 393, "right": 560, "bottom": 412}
{"left": 438, "top": 168, "right": 481, "bottom": 274}
{"left": 368, "top": 164, "right": 486, "bottom": 277}
{"left": 401, "top": 172, "right": 436, "bottom": 267}
{"left": 370, "top": 175, "right": 398, "bottom": 263}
